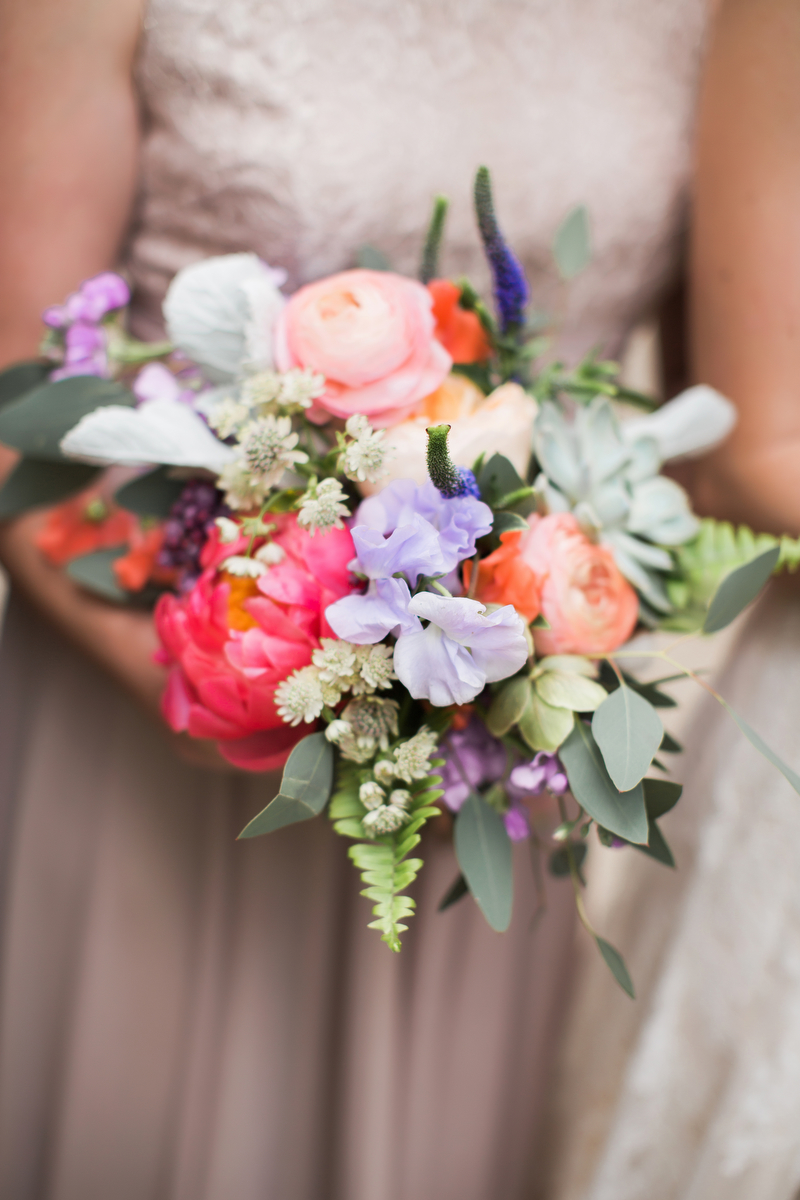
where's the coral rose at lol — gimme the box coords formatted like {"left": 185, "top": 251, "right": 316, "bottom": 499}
{"left": 467, "top": 513, "right": 639, "bottom": 655}
{"left": 359, "top": 377, "right": 537, "bottom": 497}
{"left": 155, "top": 514, "right": 356, "bottom": 771}
{"left": 273, "top": 269, "right": 451, "bottom": 427}
{"left": 428, "top": 279, "right": 491, "bottom": 363}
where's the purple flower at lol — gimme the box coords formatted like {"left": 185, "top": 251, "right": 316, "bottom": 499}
{"left": 50, "top": 321, "right": 107, "bottom": 380}
{"left": 508, "top": 752, "right": 569, "bottom": 799}
{"left": 157, "top": 478, "right": 228, "bottom": 591}
{"left": 439, "top": 718, "right": 508, "bottom": 811}
{"left": 504, "top": 805, "right": 530, "bottom": 842}
{"left": 355, "top": 478, "right": 492, "bottom": 583}
{"left": 43, "top": 272, "right": 129, "bottom": 328}
{"left": 133, "top": 362, "right": 197, "bottom": 407}
{"left": 474, "top": 167, "right": 530, "bottom": 334}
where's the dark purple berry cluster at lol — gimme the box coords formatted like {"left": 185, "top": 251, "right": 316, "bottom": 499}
{"left": 157, "top": 479, "right": 228, "bottom": 590}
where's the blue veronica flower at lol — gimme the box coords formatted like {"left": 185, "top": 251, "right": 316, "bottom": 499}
{"left": 474, "top": 166, "right": 530, "bottom": 333}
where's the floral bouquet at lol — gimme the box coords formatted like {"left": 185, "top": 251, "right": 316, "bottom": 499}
{"left": 2, "top": 169, "right": 799, "bottom": 993}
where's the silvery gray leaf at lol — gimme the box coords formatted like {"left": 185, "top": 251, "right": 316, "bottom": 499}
{"left": 621, "top": 384, "right": 737, "bottom": 462}
{"left": 627, "top": 477, "right": 699, "bottom": 544}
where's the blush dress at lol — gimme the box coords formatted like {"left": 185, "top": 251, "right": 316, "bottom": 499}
{"left": 0, "top": 2, "right": 708, "bottom": 1197}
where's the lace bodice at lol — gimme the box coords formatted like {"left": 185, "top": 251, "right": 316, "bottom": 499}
{"left": 128, "top": 0, "right": 707, "bottom": 359}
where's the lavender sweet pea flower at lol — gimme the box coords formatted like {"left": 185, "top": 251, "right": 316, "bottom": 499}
{"left": 50, "top": 321, "right": 107, "bottom": 380}
{"left": 509, "top": 752, "right": 569, "bottom": 798}
{"left": 43, "top": 272, "right": 130, "bottom": 329}
{"left": 355, "top": 479, "right": 492, "bottom": 581}
{"left": 351, "top": 518, "right": 446, "bottom": 588}
{"left": 393, "top": 592, "right": 528, "bottom": 707}
{"left": 504, "top": 805, "right": 531, "bottom": 842}
{"left": 326, "top": 577, "right": 418, "bottom": 644}
{"left": 439, "top": 718, "right": 508, "bottom": 811}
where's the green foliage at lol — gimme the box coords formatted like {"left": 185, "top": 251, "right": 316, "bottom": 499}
{"left": 560, "top": 721, "right": 649, "bottom": 844}
{"left": 596, "top": 936, "right": 635, "bottom": 998}
{"left": 666, "top": 518, "right": 799, "bottom": 630}
{"left": 0, "top": 458, "right": 99, "bottom": 517}
{"left": 115, "top": 467, "right": 185, "bottom": 518}
{"left": 238, "top": 734, "right": 334, "bottom": 838}
{"left": 597, "top": 662, "right": 679, "bottom": 709}
{"left": 553, "top": 205, "right": 591, "bottom": 280}
{"left": 549, "top": 840, "right": 587, "bottom": 877}
{"left": 720, "top": 700, "right": 800, "bottom": 797}
{"left": 532, "top": 349, "right": 658, "bottom": 412}
{"left": 487, "top": 676, "right": 531, "bottom": 737}
{"left": 703, "top": 545, "right": 780, "bottom": 633}
{"left": 0, "top": 375, "right": 135, "bottom": 460}
{"left": 355, "top": 245, "right": 391, "bottom": 271}
{"left": 419, "top": 195, "right": 449, "bottom": 284}
{"left": 426, "top": 424, "right": 462, "bottom": 497}
{"left": 492, "top": 510, "right": 530, "bottom": 536}
{"left": 438, "top": 872, "right": 469, "bottom": 912}
{"left": 591, "top": 686, "right": 663, "bottom": 791}
{"left": 66, "top": 547, "right": 128, "bottom": 602}
{"left": 0, "top": 360, "right": 49, "bottom": 410}
{"left": 476, "top": 453, "right": 536, "bottom": 515}
{"left": 454, "top": 791, "right": 513, "bottom": 932}
{"left": 643, "top": 778, "right": 683, "bottom": 818}
{"left": 330, "top": 760, "right": 444, "bottom": 952}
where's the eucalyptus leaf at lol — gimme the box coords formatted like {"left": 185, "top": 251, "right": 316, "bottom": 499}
{"left": 560, "top": 722, "right": 649, "bottom": 844}
{"left": 538, "top": 655, "right": 597, "bottom": 677}
{"left": 595, "top": 936, "right": 635, "bottom": 998}
{"left": 66, "top": 548, "right": 128, "bottom": 602}
{"left": 0, "top": 360, "right": 49, "bottom": 410}
{"left": 592, "top": 686, "right": 663, "bottom": 791}
{"left": 703, "top": 545, "right": 779, "bottom": 633}
{"left": 536, "top": 670, "right": 607, "bottom": 712}
{"left": 720, "top": 700, "right": 800, "bottom": 795}
{"left": 492, "top": 510, "right": 530, "bottom": 536}
{"left": 454, "top": 791, "right": 513, "bottom": 932}
{"left": 636, "top": 820, "right": 675, "bottom": 868}
{"left": 553, "top": 205, "right": 591, "bottom": 280}
{"left": 0, "top": 375, "right": 135, "bottom": 461}
{"left": 115, "top": 466, "right": 185, "bottom": 517}
{"left": 660, "top": 730, "right": 682, "bottom": 754}
{"left": 0, "top": 457, "right": 99, "bottom": 517}
{"left": 548, "top": 841, "right": 587, "bottom": 877}
{"left": 518, "top": 689, "right": 574, "bottom": 752}
{"left": 238, "top": 733, "right": 334, "bottom": 838}
{"left": 356, "top": 245, "right": 391, "bottom": 271}
{"left": 487, "top": 676, "right": 532, "bottom": 737}
{"left": 438, "top": 872, "right": 469, "bottom": 912}
{"left": 643, "top": 777, "right": 683, "bottom": 819}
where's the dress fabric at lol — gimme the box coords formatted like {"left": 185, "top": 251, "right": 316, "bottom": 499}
{"left": 0, "top": 2, "right": 707, "bottom": 1198}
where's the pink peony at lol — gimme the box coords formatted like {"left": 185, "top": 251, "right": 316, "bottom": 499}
{"left": 273, "top": 269, "right": 452, "bottom": 427}
{"left": 155, "top": 514, "right": 356, "bottom": 771}
{"left": 523, "top": 513, "right": 639, "bottom": 655}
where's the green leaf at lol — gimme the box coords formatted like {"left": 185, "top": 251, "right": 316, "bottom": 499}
{"left": 660, "top": 730, "right": 682, "bottom": 754}
{"left": 0, "top": 375, "right": 135, "bottom": 461}
{"left": 476, "top": 453, "right": 525, "bottom": 509}
{"left": 487, "top": 675, "right": 532, "bottom": 737}
{"left": 560, "top": 722, "right": 649, "bottom": 844}
{"left": 66, "top": 547, "right": 128, "bottom": 602}
{"left": 238, "top": 733, "right": 334, "bottom": 837}
{"left": 538, "top": 655, "right": 598, "bottom": 677}
{"left": 0, "top": 457, "right": 99, "bottom": 517}
{"left": 492, "top": 510, "right": 530, "bottom": 536}
{"left": 438, "top": 872, "right": 469, "bottom": 912}
{"left": 115, "top": 466, "right": 184, "bottom": 517}
{"left": 553, "top": 205, "right": 591, "bottom": 280}
{"left": 548, "top": 841, "right": 587, "bottom": 877}
{"left": 518, "top": 688, "right": 575, "bottom": 752}
{"left": 598, "top": 662, "right": 679, "bottom": 708}
{"left": 356, "top": 244, "right": 391, "bottom": 271}
{"left": 595, "top": 936, "right": 635, "bottom": 998}
{"left": 703, "top": 545, "right": 780, "bottom": 633}
{"left": 419, "top": 194, "right": 449, "bottom": 284}
{"left": 643, "top": 777, "right": 683, "bottom": 819}
{"left": 720, "top": 700, "right": 800, "bottom": 796}
{"left": 0, "top": 360, "right": 49, "bottom": 410}
{"left": 636, "top": 820, "right": 675, "bottom": 868}
{"left": 454, "top": 791, "right": 513, "bottom": 932}
{"left": 535, "top": 669, "right": 607, "bottom": 712}
{"left": 591, "top": 686, "right": 663, "bottom": 791}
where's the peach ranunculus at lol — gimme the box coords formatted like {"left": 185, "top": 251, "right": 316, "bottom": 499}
{"left": 358, "top": 376, "right": 538, "bottom": 498}
{"left": 273, "top": 269, "right": 451, "bottom": 427}
{"left": 466, "top": 512, "right": 639, "bottom": 655}
{"left": 155, "top": 514, "right": 356, "bottom": 771}
{"left": 428, "top": 279, "right": 491, "bottom": 363}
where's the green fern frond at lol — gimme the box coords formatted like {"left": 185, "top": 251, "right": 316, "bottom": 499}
{"left": 664, "top": 518, "right": 800, "bottom": 630}
{"left": 330, "top": 760, "right": 444, "bottom": 951}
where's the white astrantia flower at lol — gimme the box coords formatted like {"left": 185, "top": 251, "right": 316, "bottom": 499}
{"left": 359, "top": 781, "right": 386, "bottom": 810}
{"left": 221, "top": 555, "right": 266, "bottom": 578}
{"left": 297, "top": 477, "right": 351, "bottom": 535}
{"left": 208, "top": 396, "right": 251, "bottom": 439}
{"left": 373, "top": 758, "right": 397, "bottom": 785}
{"left": 277, "top": 368, "right": 326, "bottom": 410}
{"left": 218, "top": 460, "right": 271, "bottom": 511}
{"left": 342, "top": 414, "right": 387, "bottom": 484}
{"left": 215, "top": 516, "right": 241, "bottom": 543}
{"left": 354, "top": 644, "right": 396, "bottom": 692}
{"left": 275, "top": 667, "right": 325, "bottom": 726}
{"left": 240, "top": 414, "right": 308, "bottom": 485}
{"left": 60, "top": 398, "right": 237, "bottom": 472}
{"left": 533, "top": 388, "right": 735, "bottom": 611}
{"left": 313, "top": 638, "right": 358, "bottom": 687}
{"left": 324, "top": 696, "right": 400, "bottom": 763}
{"left": 254, "top": 541, "right": 286, "bottom": 565}
{"left": 163, "top": 253, "right": 286, "bottom": 383}
{"left": 388, "top": 788, "right": 412, "bottom": 811}
{"left": 391, "top": 726, "right": 439, "bottom": 783}
{"left": 362, "top": 804, "right": 409, "bottom": 837}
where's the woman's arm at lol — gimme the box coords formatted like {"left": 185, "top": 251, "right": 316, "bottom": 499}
{"left": 691, "top": 0, "right": 800, "bottom": 535}
{"left": 0, "top": 0, "right": 202, "bottom": 739}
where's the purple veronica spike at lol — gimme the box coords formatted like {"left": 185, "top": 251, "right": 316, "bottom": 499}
{"left": 474, "top": 166, "right": 530, "bottom": 333}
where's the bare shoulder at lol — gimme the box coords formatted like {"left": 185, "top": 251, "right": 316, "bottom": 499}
{"left": 0, "top": 0, "right": 145, "bottom": 77}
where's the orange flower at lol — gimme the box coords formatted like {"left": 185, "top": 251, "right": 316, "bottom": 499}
{"left": 113, "top": 526, "right": 170, "bottom": 592}
{"left": 36, "top": 488, "right": 136, "bottom": 566}
{"left": 463, "top": 530, "right": 543, "bottom": 623}
{"left": 428, "top": 279, "right": 491, "bottom": 363}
